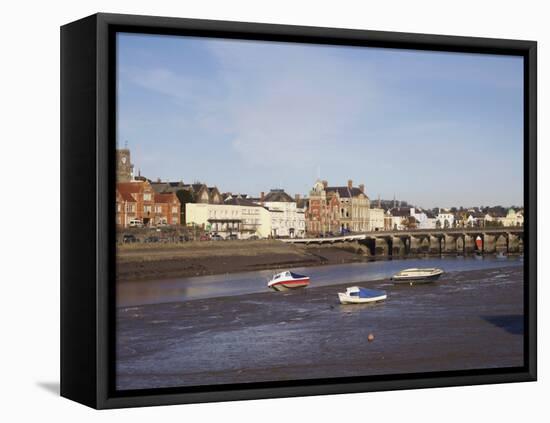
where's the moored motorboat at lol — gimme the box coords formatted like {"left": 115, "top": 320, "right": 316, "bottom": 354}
{"left": 338, "top": 286, "right": 387, "bottom": 304}
{"left": 391, "top": 268, "right": 444, "bottom": 284}
{"left": 268, "top": 271, "right": 310, "bottom": 291}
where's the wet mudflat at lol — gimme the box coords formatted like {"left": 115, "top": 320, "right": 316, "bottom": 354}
{"left": 116, "top": 266, "right": 524, "bottom": 390}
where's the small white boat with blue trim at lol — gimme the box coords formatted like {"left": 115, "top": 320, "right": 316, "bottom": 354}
{"left": 338, "top": 286, "right": 387, "bottom": 304}
{"left": 268, "top": 271, "right": 310, "bottom": 291}
{"left": 391, "top": 268, "right": 444, "bottom": 284}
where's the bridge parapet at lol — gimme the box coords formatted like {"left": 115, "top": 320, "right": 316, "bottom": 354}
{"left": 280, "top": 227, "right": 524, "bottom": 249}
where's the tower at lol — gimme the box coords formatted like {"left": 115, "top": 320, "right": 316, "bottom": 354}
{"left": 116, "top": 148, "right": 134, "bottom": 182}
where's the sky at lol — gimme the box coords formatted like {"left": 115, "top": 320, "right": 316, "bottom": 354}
{"left": 117, "top": 33, "right": 524, "bottom": 209}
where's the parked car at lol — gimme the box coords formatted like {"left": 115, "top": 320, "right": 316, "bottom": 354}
{"left": 178, "top": 235, "right": 189, "bottom": 242}
{"left": 128, "top": 219, "right": 143, "bottom": 228}
{"left": 122, "top": 234, "right": 138, "bottom": 243}
{"left": 248, "top": 235, "right": 259, "bottom": 240}
{"left": 211, "top": 234, "right": 223, "bottom": 241}
{"left": 228, "top": 234, "right": 238, "bottom": 240}
{"left": 145, "top": 236, "right": 160, "bottom": 243}
{"left": 199, "top": 234, "right": 210, "bottom": 241}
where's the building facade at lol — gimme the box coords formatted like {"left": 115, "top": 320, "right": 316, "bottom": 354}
{"left": 385, "top": 208, "right": 411, "bottom": 230}
{"left": 150, "top": 181, "right": 223, "bottom": 224}
{"left": 499, "top": 208, "right": 524, "bottom": 227}
{"left": 411, "top": 207, "right": 437, "bottom": 229}
{"left": 306, "top": 180, "right": 341, "bottom": 235}
{"left": 116, "top": 180, "right": 180, "bottom": 228}
{"left": 116, "top": 189, "right": 137, "bottom": 227}
{"left": 326, "top": 180, "right": 370, "bottom": 232}
{"left": 185, "top": 199, "right": 272, "bottom": 239}
{"left": 366, "top": 207, "right": 385, "bottom": 231}
{"left": 436, "top": 210, "right": 455, "bottom": 228}
{"left": 260, "top": 189, "right": 306, "bottom": 238}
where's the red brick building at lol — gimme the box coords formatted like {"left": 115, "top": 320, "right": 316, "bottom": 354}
{"left": 116, "top": 189, "right": 137, "bottom": 227}
{"left": 306, "top": 180, "right": 341, "bottom": 235}
{"left": 116, "top": 180, "right": 180, "bottom": 228}
{"left": 153, "top": 192, "right": 181, "bottom": 226}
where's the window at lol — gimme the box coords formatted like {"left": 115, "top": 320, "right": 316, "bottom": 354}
{"left": 143, "top": 193, "right": 152, "bottom": 201}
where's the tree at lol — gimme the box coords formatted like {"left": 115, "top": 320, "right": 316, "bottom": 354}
{"left": 176, "top": 189, "right": 195, "bottom": 225}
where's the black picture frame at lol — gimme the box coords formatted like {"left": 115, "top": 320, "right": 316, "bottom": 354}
{"left": 60, "top": 12, "right": 537, "bottom": 409}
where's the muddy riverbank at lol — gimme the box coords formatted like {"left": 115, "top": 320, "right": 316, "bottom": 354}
{"left": 116, "top": 240, "right": 518, "bottom": 282}
{"left": 116, "top": 266, "right": 524, "bottom": 390}
{"left": 116, "top": 240, "right": 366, "bottom": 282}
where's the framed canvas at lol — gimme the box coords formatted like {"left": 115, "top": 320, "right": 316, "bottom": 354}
{"left": 60, "top": 13, "right": 537, "bottom": 409}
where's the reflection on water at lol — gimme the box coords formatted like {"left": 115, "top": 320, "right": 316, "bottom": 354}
{"left": 117, "top": 256, "right": 523, "bottom": 307}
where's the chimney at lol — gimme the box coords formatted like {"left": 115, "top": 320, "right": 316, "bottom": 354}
{"left": 157, "top": 177, "right": 161, "bottom": 183}
{"left": 295, "top": 194, "right": 301, "bottom": 202}
{"left": 260, "top": 191, "right": 265, "bottom": 204}
{"left": 348, "top": 179, "right": 353, "bottom": 189}
{"left": 359, "top": 184, "right": 365, "bottom": 193}
{"left": 322, "top": 180, "right": 328, "bottom": 189}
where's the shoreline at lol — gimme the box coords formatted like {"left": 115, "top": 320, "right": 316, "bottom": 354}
{"left": 116, "top": 240, "right": 520, "bottom": 282}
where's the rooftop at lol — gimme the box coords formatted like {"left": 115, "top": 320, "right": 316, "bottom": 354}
{"left": 263, "top": 189, "right": 294, "bottom": 203}
{"left": 326, "top": 186, "right": 367, "bottom": 199}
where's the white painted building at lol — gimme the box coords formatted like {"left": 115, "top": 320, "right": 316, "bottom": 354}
{"left": 436, "top": 209, "right": 455, "bottom": 228}
{"left": 260, "top": 189, "right": 306, "bottom": 238}
{"left": 499, "top": 208, "right": 524, "bottom": 227}
{"left": 366, "top": 208, "right": 385, "bottom": 231}
{"left": 186, "top": 199, "right": 272, "bottom": 239}
{"left": 411, "top": 208, "right": 436, "bottom": 229}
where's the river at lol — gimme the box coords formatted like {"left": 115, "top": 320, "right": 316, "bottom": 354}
{"left": 117, "top": 255, "right": 523, "bottom": 307}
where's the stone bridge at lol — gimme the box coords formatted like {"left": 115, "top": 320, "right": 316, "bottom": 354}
{"left": 280, "top": 227, "right": 524, "bottom": 257}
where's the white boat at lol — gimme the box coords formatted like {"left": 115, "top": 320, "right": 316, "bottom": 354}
{"left": 338, "top": 286, "right": 387, "bottom": 304}
{"left": 268, "top": 271, "right": 310, "bottom": 291}
{"left": 391, "top": 268, "right": 444, "bottom": 284}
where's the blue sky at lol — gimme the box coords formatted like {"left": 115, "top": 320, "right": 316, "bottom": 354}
{"left": 117, "top": 33, "right": 524, "bottom": 209}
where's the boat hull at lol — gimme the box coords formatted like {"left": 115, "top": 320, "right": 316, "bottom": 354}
{"left": 338, "top": 292, "right": 387, "bottom": 304}
{"left": 391, "top": 269, "right": 444, "bottom": 284}
{"left": 268, "top": 278, "right": 310, "bottom": 291}
{"left": 392, "top": 273, "right": 441, "bottom": 284}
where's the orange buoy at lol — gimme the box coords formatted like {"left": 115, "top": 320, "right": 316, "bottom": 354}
{"left": 368, "top": 333, "right": 375, "bottom": 342}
